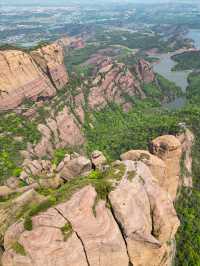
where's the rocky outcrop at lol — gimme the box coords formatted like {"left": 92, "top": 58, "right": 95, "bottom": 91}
{"left": 110, "top": 160, "right": 179, "bottom": 266}
{"left": 136, "top": 59, "right": 155, "bottom": 84}
{"left": 58, "top": 36, "right": 85, "bottom": 50}
{"left": 91, "top": 150, "right": 107, "bottom": 169}
{"left": 87, "top": 56, "right": 146, "bottom": 111}
{"left": 29, "top": 106, "right": 84, "bottom": 158}
{"left": 19, "top": 152, "right": 91, "bottom": 185}
{"left": 0, "top": 41, "right": 69, "bottom": 111}
{"left": 0, "top": 189, "right": 45, "bottom": 243}
{"left": 0, "top": 50, "right": 56, "bottom": 110}
{"left": 1, "top": 135, "right": 182, "bottom": 266}
{"left": 30, "top": 42, "right": 68, "bottom": 90}
{"left": 59, "top": 155, "right": 92, "bottom": 181}
{"left": 14, "top": 55, "right": 157, "bottom": 159}
{"left": 151, "top": 135, "right": 182, "bottom": 200}
{"left": 120, "top": 150, "right": 166, "bottom": 187}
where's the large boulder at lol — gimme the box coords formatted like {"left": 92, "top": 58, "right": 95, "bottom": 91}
{"left": 59, "top": 156, "right": 92, "bottom": 180}
{"left": 91, "top": 150, "right": 107, "bottom": 169}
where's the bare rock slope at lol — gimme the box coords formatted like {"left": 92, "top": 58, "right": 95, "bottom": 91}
{"left": 0, "top": 41, "right": 69, "bottom": 111}
{"left": 1, "top": 135, "right": 183, "bottom": 266}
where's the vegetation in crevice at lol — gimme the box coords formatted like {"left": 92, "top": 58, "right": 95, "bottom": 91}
{"left": 12, "top": 242, "right": 26, "bottom": 256}
{"left": 60, "top": 222, "right": 73, "bottom": 241}
{"left": 17, "top": 164, "right": 126, "bottom": 231}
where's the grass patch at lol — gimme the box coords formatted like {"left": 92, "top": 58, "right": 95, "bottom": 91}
{"left": 20, "top": 165, "right": 127, "bottom": 230}
{"left": 52, "top": 148, "right": 71, "bottom": 166}
{"left": 61, "top": 223, "right": 73, "bottom": 241}
{"left": 12, "top": 242, "right": 26, "bottom": 256}
{"left": 127, "top": 170, "right": 137, "bottom": 181}
{"left": 23, "top": 197, "right": 57, "bottom": 231}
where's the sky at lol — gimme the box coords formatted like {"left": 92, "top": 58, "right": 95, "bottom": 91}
{"left": 1, "top": 0, "right": 197, "bottom": 5}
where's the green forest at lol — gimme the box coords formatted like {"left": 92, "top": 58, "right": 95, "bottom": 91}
{"left": 83, "top": 75, "right": 200, "bottom": 265}
{"left": 172, "top": 51, "right": 200, "bottom": 71}
{"left": 1, "top": 24, "right": 200, "bottom": 265}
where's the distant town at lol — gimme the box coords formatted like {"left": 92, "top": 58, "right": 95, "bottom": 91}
{"left": 1, "top": 2, "right": 200, "bottom": 47}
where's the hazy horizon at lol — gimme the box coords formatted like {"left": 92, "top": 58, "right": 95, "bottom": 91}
{"left": 1, "top": 0, "right": 198, "bottom": 6}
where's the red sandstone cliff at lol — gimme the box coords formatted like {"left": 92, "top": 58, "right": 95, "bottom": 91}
{"left": 0, "top": 40, "right": 70, "bottom": 111}
{"left": 136, "top": 58, "right": 155, "bottom": 84}
{"left": 30, "top": 42, "right": 68, "bottom": 90}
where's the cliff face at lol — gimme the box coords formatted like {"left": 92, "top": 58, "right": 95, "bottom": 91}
{"left": 0, "top": 134, "right": 184, "bottom": 266}
{"left": 136, "top": 58, "right": 155, "bottom": 84}
{"left": 19, "top": 54, "right": 156, "bottom": 157}
{"left": 32, "top": 107, "right": 85, "bottom": 158}
{"left": 30, "top": 42, "right": 68, "bottom": 90}
{"left": 0, "top": 41, "right": 69, "bottom": 111}
{"left": 88, "top": 56, "right": 147, "bottom": 112}
{"left": 0, "top": 50, "right": 56, "bottom": 110}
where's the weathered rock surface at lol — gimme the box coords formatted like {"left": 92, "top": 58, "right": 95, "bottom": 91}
{"left": 59, "top": 155, "right": 92, "bottom": 180}
{"left": 151, "top": 135, "right": 182, "bottom": 200}
{"left": 109, "top": 160, "right": 179, "bottom": 266}
{"left": 0, "top": 50, "right": 56, "bottom": 110}
{"left": 88, "top": 57, "right": 146, "bottom": 111}
{"left": 31, "top": 106, "right": 84, "bottom": 158}
{"left": 31, "top": 42, "right": 68, "bottom": 90}
{"left": 2, "top": 227, "right": 88, "bottom": 266}
{"left": 2, "top": 134, "right": 182, "bottom": 266}
{"left": 57, "top": 185, "right": 129, "bottom": 266}
{"left": 91, "top": 150, "right": 107, "bottom": 169}
{"left": 0, "top": 189, "right": 45, "bottom": 243}
{"left": 120, "top": 150, "right": 166, "bottom": 187}
{"left": 0, "top": 40, "right": 69, "bottom": 111}
{"left": 136, "top": 59, "right": 155, "bottom": 84}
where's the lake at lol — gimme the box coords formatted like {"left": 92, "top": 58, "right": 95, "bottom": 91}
{"left": 152, "top": 52, "right": 191, "bottom": 109}
{"left": 153, "top": 52, "right": 190, "bottom": 93}
{"left": 151, "top": 29, "right": 200, "bottom": 109}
